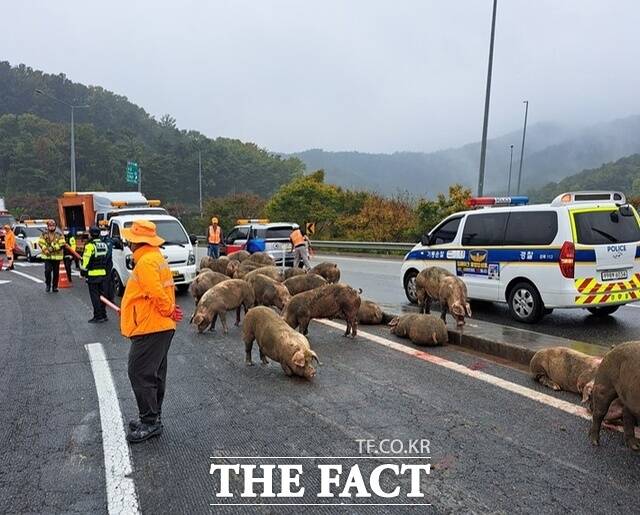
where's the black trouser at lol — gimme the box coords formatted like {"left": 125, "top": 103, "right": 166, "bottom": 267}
{"left": 128, "top": 330, "right": 175, "bottom": 424}
{"left": 44, "top": 260, "right": 61, "bottom": 289}
{"left": 63, "top": 256, "right": 73, "bottom": 283}
{"left": 103, "top": 261, "right": 114, "bottom": 302}
{"left": 88, "top": 276, "right": 107, "bottom": 319}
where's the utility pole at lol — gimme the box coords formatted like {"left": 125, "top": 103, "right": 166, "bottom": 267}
{"left": 507, "top": 144, "right": 514, "bottom": 195}
{"left": 516, "top": 100, "right": 529, "bottom": 194}
{"left": 477, "top": 0, "right": 498, "bottom": 196}
{"left": 198, "top": 149, "right": 203, "bottom": 218}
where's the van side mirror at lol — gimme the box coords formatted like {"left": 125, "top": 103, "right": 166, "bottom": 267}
{"left": 189, "top": 234, "right": 198, "bottom": 245}
{"left": 619, "top": 205, "right": 634, "bottom": 217}
{"left": 421, "top": 233, "right": 431, "bottom": 246}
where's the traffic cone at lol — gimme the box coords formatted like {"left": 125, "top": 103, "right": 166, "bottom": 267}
{"left": 58, "top": 261, "right": 72, "bottom": 288}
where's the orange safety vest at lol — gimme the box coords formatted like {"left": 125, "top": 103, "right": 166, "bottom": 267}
{"left": 208, "top": 225, "right": 221, "bottom": 244}
{"left": 120, "top": 245, "right": 176, "bottom": 338}
{"left": 290, "top": 229, "right": 305, "bottom": 247}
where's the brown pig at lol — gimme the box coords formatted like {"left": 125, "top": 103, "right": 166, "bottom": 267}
{"left": 188, "top": 269, "right": 229, "bottom": 306}
{"left": 388, "top": 314, "right": 448, "bottom": 346}
{"left": 283, "top": 283, "right": 361, "bottom": 337}
{"left": 283, "top": 273, "right": 327, "bottom": 296}
{"left": 243, "top": 266, "right": 285, "bottom": 283}
{"left": 234, "top": 260, "right": 265, "bottom": 279}
{"left": 225, "top": 259, "right": 240, "bottom": 277}
{"left": 242, "top": 306, "right": 320, "bottom": 379}
{"left": 202, "top": 256, "right": 231, "bottom": 275}
{"left": 588, "top": 341, "right": 640, "bottom": 450}
{"left": 191, "top": 279, "right": 255, "bottom": 334}
{"left": 529, "top": 347, "right": 601, "bottom": 394}
{"left": 199, "top": 256, "right": 216, "bottom": 271}
{"left": 284, "top": 267, "right": 306, "bottom": 280}
{"left": 249, "top": 273, "right": 292, "bottom": 311}
{"left": 228, "top": 250, "right": 250, "bottom": 262}
{"left": 416, "top": 267, "right": 471, "bottom": 327}
{"left": 357, "top": 300, "right": 395, "bottom": 325}
{"left": 310, "top": 262, "right": 341, "bottom": 283}
{"left": 246, "top": 251, "right": 275, "bottom": 266}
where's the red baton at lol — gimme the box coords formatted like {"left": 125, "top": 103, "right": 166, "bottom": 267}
{"left": 100, "top": 295, "right": 121, "bottom": 315}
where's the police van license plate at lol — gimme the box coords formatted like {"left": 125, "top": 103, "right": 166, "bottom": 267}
{"left": 601, "top": 270, "right": 628, "bottom": 281}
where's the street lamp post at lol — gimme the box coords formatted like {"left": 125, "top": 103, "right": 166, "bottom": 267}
{"left": 516, "top": 100, "right": 529, "bottom": 195}
{"left": 198, "top": 149, "right": 203, "bottom": 218}
{"left": 477, "top": 0, "right": 498, "bottom": 196}
{"left": 507, "top": 144, "right": 514, "bottom": 195}
{"left": 35, "top": 89, "right": 89, "bottom": 192}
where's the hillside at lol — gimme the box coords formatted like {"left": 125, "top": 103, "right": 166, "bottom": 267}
{"left": 529, "top": 154, "right": 640, "bottom": 203}
{"left": 292, "top": 116, "right": 640, "bottom": 197}
{"left": 0, "top": 62, "right": 304, "bottom": 204}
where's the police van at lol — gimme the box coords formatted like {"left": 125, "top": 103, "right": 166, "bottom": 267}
{"left": 400, "top": 191, "right": 640, "bottom": 323}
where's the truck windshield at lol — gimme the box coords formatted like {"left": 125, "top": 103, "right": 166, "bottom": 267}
{"left": 124, "top": 220, "right": 189, "bottom": 245}
{"left": 573, "top": 209, "right": 640, "bottom": 245}
{"left": 0, "top": 215, "right": 16, "bottom": 226}
{"left": 24, "top": 227, "right": 45, "bottom": 237}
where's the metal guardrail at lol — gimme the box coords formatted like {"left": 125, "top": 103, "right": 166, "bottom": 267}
{"left": 195, "top": 236, "right": 415, "bottom": 253}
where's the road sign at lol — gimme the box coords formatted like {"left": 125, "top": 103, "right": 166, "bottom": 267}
{"left": 126, "top": 161, "right": 139, "bottom": 184}
{"left": 306, "top": 222, "right": 316, "bottom": 235}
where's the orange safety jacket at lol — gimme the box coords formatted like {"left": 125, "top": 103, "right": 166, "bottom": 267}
{"left": 4, "top": 230, "right": 15, "bottom": 256}
{"left": 120, "top": 245, "right": 176, "bottom": 338}
{"left": 290, "top": 229, "right": 306, "bottom": 248}
{"left": 208, "top": 225, "right": 222, "bottom": 244}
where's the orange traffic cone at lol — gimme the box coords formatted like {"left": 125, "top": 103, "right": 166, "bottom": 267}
{"left": 58, "top": 261, "right": 72, "bottom": 288}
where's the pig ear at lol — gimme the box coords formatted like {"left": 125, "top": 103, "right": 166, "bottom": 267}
{"left": 292, "top": 350, "right": 305, "bottom": 368}
{"left": 581, "top": 380, "right": 594, "bottom": 404}
{"left": 388, "top": 317, "right": 399, "bottom": 327}
{"left": 465, "top": 303, "right": 472, "bottom": 317}
{"left": 310, "top": 351, "right": 321, "bottom": 366}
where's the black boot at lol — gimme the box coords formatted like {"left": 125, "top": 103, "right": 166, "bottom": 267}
{"left": 126, "top": 422, "right": 163, "bottom": 443}
{"left": 129, "top": 414, "right": 161, "bottom": 431}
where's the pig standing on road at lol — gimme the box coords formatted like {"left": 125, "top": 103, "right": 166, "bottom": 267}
{"left": 228, "top": 250, "right": 250, "bottom": 262}
{"left": 284, "top": 283, "right": 361, "bottom": 337}
{"left": 225, "top": 260, "right": 240, "bottom": 277}
{"left": 243, "top": 306, "right": 319, "bottom": 379}
{"left": 191, "top": 279, "right": 255, "bottom": 334}
{"left": 283, "top": 273, "right": 327, "bottom": 296}
{"left": 243, "top": 266, "right": 285, "bottom": 283}
{"left": 201, "top": 256, "right": 231, "bottom": 275}
{"left": 416, "top": 266, "right": 471, "bottom": 327}
{"left": 284, "top": 267, "right": 306, "bottom": 280}
{"left": 388, "top": 314, "right": 448, "bottom": 346}
{"left": 357, "top": 300, "right": 395, "bottom": 325}
{"left": 310, "top": 262, "right": 341, "bottom": 283}
{"left": 248, "top": 273, "right": 291, "bottom": 311}
{"left": 188, "top": 269, "right": 229, "bottom": 306}
{"left": 246, "top": 252, "right": 275, "bottom": 266}
{"left": 588, "top": 341, "right": 640, "bottom": 450}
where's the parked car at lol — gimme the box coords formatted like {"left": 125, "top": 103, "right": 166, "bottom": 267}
{"left": 221, "top": 219, "right": 299, "bottom": 265}
{"left": 12, "top": 221, "right": 49, "bottom": 261}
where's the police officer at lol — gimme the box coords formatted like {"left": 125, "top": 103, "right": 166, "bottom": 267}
{"left": 81, "top": 226, "right": 109, "bottom": 323}
{"left": 38, "top": 219, "right": 65, "bottom": 292}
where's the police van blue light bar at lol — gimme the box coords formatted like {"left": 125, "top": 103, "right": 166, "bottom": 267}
{"left": 466, "top": 196, "right": 529, "bottom": 207}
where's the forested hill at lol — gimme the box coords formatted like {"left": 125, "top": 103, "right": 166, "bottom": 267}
{"left": 0, "top": 62, "right": 304, "bottom": 204}
{"left": 529, "top": 154, "right": 640, "bottom": 203}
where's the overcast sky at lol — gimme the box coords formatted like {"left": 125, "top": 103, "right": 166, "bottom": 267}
{"left": 2, "top": 0, "right": 639, "bottom": 153}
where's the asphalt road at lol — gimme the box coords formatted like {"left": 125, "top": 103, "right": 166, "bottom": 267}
{"left": 310, "top": 253, "right": 640, "bottom": 346}
{"left": 1, "top": 259, "right": 639, "bottom": 514}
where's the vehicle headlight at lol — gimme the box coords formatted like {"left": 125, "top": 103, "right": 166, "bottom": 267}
{"left": 187, "top": 250, "right": 195, "bottom": 265}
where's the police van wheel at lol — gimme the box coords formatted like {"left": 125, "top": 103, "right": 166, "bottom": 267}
{"left": 508, "top": 282, "right": 544, "bottom": 323}
{"left": 26, "top": 248, "right": 34, "bottom": 262}
{"left": 587, "top": 305, "right": 620, "bottom": 317}
{"left": 404, "top": 270, "right": 418, "bottom": 304}
{"left": 112, "top": 271, "right": 125, "bottom": 298}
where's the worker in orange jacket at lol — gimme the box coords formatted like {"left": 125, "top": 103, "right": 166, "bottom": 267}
{"left": 120, "top": 220, "right": 183, "bottom": 444}
{"left": 3, "top": 225, "right": 15, "bottom": 270}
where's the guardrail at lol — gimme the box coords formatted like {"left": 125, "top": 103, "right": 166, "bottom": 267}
{"left": 195, "top": 236, "right": 415, "bottom": 253}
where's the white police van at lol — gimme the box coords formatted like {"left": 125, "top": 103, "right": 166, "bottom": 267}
{"left": 401, "top": 191, "right": 640, "bottom": 323}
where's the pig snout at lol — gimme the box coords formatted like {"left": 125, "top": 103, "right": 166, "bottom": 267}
{"left": 304, "top": 364, "right": 317, "bottom": 379}
{"left": 455, "top": 316, "right": 465, "bottom": 327}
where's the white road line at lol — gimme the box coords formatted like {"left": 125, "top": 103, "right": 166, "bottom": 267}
{"left": 10, "top": 269, "right": 44, "bottom": 283}
{"left": 85, "top": 343, "right": 140, "bottom": 515}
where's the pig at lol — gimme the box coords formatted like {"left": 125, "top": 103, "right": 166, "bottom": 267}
{"left": 249, "top": 273, "right": 291, "bottom": 311}
{"left": 202, "top": 256, "right": 231, "bottom": 275}
{"left": 243, "top": 266, "right": 285, "bottom": 283}
{"left": 199, "top": 256, "right": 216, "bottom": 271}
{"left": 388, "top": 314, "right": 448, "bottom": 346}
{"left": 284, "top": 267, "right": 306, "bottom": 280}
{"left": 283, "top": 283, "right": 361, "bottom": 337}
{"left": 191, "top": 279, "right": 255, "bottom": 334}
{"left": 234, "top": 260, "right": 265, "bottom": 279}
{"left": 581, "top": 381, "right": 625, "bottom": 425}
{"left": 242, "top": 306, "right": 320, "bottom": 379}
{"left": 416, "top": 267, "right": 471, "bottom": 327}
{"left": 283, "top": 273, "right": 327, "bottom": 296}
{"left": 225, "top": 259, "right": 240, "bottom": 277}
{"left": 529, "top": 347, "right": 601, "bottom": 394}
{"left": 228, "top": 250, "right": 250, "bottom": 262}
{"left": 310, "top": 262, "right": 340, "bottom": 283}
{"left": 188, "top": 269, "right": 230, "bottom": 306}
{"left": 246, "top": 251, "right": 275, "bottom": 266}
{"left": 588, "top": 341, "right": 640, "bottom": 450}
{"left": 357, "top": 300, "right": 395, "bottom": 325}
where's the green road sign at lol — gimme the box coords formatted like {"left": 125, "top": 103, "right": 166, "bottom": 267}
{"left": 126, "top": 161, "right": 139, "bottom": 184}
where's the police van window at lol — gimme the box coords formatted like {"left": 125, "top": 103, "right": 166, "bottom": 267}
{"left": 503, "top": 211, "right": 558, "bottom": 245}
{"left": 574, "top": 209, "right": 640, "bottom": 245}
{"left": 430, "top": 217, "right": 461, "bottom": 245}
{"left": 461, "top": 213, "right": 508, "bottom": 246}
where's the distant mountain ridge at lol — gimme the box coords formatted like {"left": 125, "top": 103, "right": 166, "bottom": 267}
{"left": 290, "top": 115, "right": 640, "bottom": 198}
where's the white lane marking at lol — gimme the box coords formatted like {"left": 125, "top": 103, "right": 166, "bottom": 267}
{"left": 10, "top": 269, "right": 44, "bottom": 283}
{"left": 14, "top": 262, "right": 42, "bottom": 267}
{"left": 0, "top": 279, "right": 11, "bottom": 285}
{"left": 85, "top": 343, "right": 141, "bottom": 515}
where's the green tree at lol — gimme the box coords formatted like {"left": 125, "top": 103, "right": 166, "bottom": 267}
{"left": 415, "top": 184, "right": 471, "bottom": 233}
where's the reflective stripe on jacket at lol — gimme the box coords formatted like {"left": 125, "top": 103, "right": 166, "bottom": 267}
{"left": 290, "top": 229, "right": 305, "bottom": 247}
{"left": 208, "top": 225, "right": 221, "bottom": 244}
{"left": 120, "top": 245, "right": 176, "bottom": 338}
{"left": 82, "top": 240, "right": 108, "bottom": 276}
{"left": 38, "top": 231, "right": 65, "bottom": 260}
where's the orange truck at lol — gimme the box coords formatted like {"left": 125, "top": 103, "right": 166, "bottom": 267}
{"left": 57, "top": 191, "right": 166, "bottom": 252}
